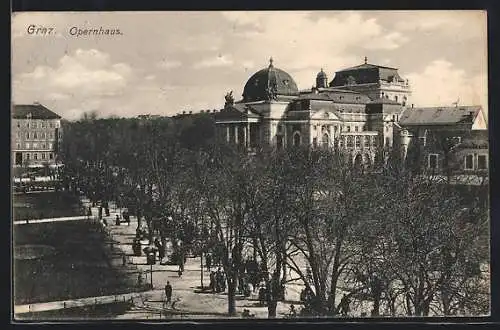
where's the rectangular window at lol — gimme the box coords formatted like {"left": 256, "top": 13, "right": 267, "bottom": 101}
{"left": 347, "top": 126, "right": 351, "bottom": 132}
{"left": 355, "top": 126, "right": 359, "bottom": 132}
{"left": 477, "top": 155, "right": 487, "bottom": 170}
{"left": 17, "top": 122, "right": 20, "bottom": 128}
{"left": 16, "top": 143, "right": 21, "bottom": 149}
{"left": 25, "top": 132, "right": 29, "bottom": 139}
{"left": 48, "top": 142, "right": 53, "bottom": 149}
{"left": 26, "top": 153, "right": 30, "bottom": 160}
{"left": 41, "top": 122, "right": 45, "bottom": 128}
{"left": 465, "top": 154, "right": 475, "bottom": 170}
{"left": 355, "top": 136, "right": 361, "bottom": 148}
{"left": 25, "top": 142, "right": 30, "bottom": 149}
{"left": 50, "top": 122, "right": 54, "bottom": 128}
{"left": 34, "top": 132, "right": 38, "bottom": 139}
{"left": 49, "top": 153, "right": 53, "bottom": 160}
{"left": 428, "top": 154, "right": 439, "bottom": 169}
{"left": 364, "top": 136, "right": 370, "bottom": 148}
{"left": 464, "top": 154, "right": 474, "bottom": 170}
{"left": 42, "top": 153, "right": 46, "bottom": 160}
{"left": 347, "top": 136, "right": 354, "bottom": 148}
{"left": 371, "top": 136, "right": 377, "bottom": 147}
{"left": 339, "top": 137, "right": 344, "bottom": 148}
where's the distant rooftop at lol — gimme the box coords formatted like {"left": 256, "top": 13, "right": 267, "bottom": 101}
{"left": 13, "top": 103, "right": 62, "bottom": 120}
{"left": 399, "top": 106, "right": 481, "bottom": 126}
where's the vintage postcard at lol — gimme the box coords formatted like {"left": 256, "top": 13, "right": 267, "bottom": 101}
{"left": 11, "top": 11, "right": 489, "bottom": 321}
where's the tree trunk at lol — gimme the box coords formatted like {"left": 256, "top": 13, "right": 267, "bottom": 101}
{"left": 268, "top": 300, "right": 278, "bottom": 318}
{"left": 372, "top": 295, "right": 380, "bottom": 316}
{"left": 227, "top": 278, "right": 237, "bottom": 316}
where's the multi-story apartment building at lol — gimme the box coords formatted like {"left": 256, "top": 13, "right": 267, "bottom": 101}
{"left": 12, "top": 103, "right": 62, "bottom": 167}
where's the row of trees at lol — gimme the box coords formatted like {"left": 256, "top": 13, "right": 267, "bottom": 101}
{"left": 60, "top": 114, "right": 490, "bottom": 318}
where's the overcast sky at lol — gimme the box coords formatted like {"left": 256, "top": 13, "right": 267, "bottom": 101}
{"left": 12, "top": 11, "right": 487, "bottom": 120}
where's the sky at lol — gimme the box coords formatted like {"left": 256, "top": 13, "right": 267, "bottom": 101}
{"left": 11, "top": 11, "right": 488, "bottom": 120}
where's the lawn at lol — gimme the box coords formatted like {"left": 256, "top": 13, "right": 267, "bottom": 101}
{"left": 12, "top": 191, "right": 85, "bottom": 221}
{"left": 13, "top": 221, "right": 143, "bottom": 305}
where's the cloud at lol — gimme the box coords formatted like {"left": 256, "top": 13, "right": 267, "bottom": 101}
{"left": 220, "top": 11, "right": 410, "bottom": 89}
{"left": 157, "top": 59, "right": 182, "bottom": 70}
{"left": 194, "top": 54, "right": 234, "bottom": 68}
{"left": 365, "top": 32, "right": 409, "bottom": 50}
{"left": 406, "top": 59, "right": 488, "bottom": 112}
{"left": 16, "top": 48, "right": 132, "bottom": 98}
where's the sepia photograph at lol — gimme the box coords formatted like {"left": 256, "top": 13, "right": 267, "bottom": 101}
{"left": 11, "top": 10, "right": 490, "bottom": 321}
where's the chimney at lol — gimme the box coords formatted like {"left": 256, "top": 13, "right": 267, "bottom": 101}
{"left": 34, "top": 101, "right": 40, "bottom": 105}
{"left": 411, "top": 104, "right": 414, "bottom": 108}
{"left": 189, "top": 111, "right": 193, "bottom": 114}
{"left": 182, "top": 111, "right": 186, "bottom": 114}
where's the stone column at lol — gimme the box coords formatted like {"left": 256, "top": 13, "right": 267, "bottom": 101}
{"left": 226, "top": 125, "right": 230, "bottom": 143}
{"left": 234, "top": 126, "right": 239, "bottom": 144}
{"left": 243, "top": 123, "right": 248, "bottom": 148}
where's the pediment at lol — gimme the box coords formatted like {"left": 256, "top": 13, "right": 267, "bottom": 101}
{"left": 311, "top": 109, "right": 340, "bottom": 121}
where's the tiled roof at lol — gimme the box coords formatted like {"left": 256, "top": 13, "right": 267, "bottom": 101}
{"left": 298, "top": 89, "right": 371, "bottom": 104}
{"left": 215, "top": 104, "right": 261, "bottom": 120}
{"left": 336, "top": 63, "right": 398, "bottom": 73}
{"left": 13, "top": 104, "right": 62, "bottom": 119}
{"left": 330, "top": 62, "right": 405, "bottom": 86}
{"left": 399, "top": 106, "right": 481, "bottom": 126}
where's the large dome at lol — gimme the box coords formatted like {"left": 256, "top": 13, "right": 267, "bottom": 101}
{"left": 242, "top": 58, "right": 299, "bottom": 102}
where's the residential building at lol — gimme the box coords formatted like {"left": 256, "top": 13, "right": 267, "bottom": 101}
{"left": 12, "top": 103, "right": 62, "bottom": 167}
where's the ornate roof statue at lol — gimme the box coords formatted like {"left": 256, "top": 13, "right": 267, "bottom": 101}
{"left": 224, "top": 90, "right": 234, "bottom": 107}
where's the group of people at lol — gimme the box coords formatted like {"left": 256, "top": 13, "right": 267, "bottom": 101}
{"left": 209, "top": 268, "right": 227, "bottom": 293}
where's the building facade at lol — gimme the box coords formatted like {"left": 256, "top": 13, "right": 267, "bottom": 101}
{"left": 12, "top": 103, "right": 62, "bottom": 167}
{"left": 214, "top": 57, "right": 488, "bottom": 173}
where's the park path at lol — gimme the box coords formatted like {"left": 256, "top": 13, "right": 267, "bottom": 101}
{"left": 77, "top": 199, "right": 304, "bottom": 318}
{"left": 13, "top": 215, "right": 90, "bottom": 225}
{"left": 14, "top": 290, "right": 160, "bottom": 315}
{"left": 14, "top": 197, "right": 332, "bottom": 319}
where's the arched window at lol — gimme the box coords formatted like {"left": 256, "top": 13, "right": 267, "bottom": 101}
{"left": 293, "top": 132, "right": 301, "bottom": 147}
{"left": 322, "top": 133, "right": 329, "bottom": 147}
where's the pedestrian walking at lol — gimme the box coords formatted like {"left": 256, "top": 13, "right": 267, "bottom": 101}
{"left": 115, "top": 214, "right": 120, "bottom": 225}
{"left": 339, "top": 294, "right": 351, "bottom": 316}
{"left": 215, "top": 268, "right": 223, "bottom": 293}
{"left": 164, "top": 281, "right": 173, "bottom": 306}
{"left": 209, "top": 271, "right": 216, "bottom": 293}
{"left": 206, "top": 253, "right": 212, "bottom": 271}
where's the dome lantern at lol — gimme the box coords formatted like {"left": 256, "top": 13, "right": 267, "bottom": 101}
{"left": 316, "top": 68, "right": 328, "bottom": 89}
